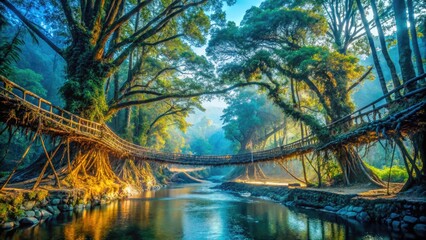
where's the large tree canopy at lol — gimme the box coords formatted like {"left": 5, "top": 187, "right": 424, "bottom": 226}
{"left": 0, "top": 0, "right": 235, "bottom": 120}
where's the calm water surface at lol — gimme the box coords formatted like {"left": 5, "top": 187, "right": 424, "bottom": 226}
{"left": 1, "top": 183, "right": 392, "bottom": 240}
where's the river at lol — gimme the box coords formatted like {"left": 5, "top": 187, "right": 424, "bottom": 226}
{"left": 1, "top": 183, "right": 392, "bottom": 239}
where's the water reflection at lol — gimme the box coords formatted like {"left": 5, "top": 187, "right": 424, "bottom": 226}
{"left": 1, "top": 183, "right": 390, "bottom": 240}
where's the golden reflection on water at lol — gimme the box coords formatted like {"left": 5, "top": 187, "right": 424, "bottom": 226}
{"left": 1, "top": 184, "right": 388, "bottom": 240}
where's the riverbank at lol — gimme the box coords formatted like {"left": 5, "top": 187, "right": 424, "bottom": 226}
{"left": 0, "top": 187, "right": 130, "bottom": 230}
{"left": 214, "top": 182, "right": 426, "bottom": 237}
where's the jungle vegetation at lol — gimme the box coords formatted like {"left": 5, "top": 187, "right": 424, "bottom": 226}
{"left": 0, "top": 0, "right": 425, "bottom": 191}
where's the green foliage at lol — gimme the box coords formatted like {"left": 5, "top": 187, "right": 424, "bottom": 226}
{"left": 25, "top": 190, "right": 48, "bottom": 201}
{"left": 0, "top": 203, "right": 7, "bottom": 221}
{"left": 0, "top": 24, "right": 24, "bottom": 76}
{"left": 222, "top": 88, "right": 285, "bottom": 153}
{"left": 10, "top": 67, "right": 47, "bottom": 97}
{"left": 366, "top": 163, "right": 408, "bottom": 183}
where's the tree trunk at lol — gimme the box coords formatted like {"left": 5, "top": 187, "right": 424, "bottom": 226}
{"left": 371, "top": 0, "right": 402, "bottom": 96}
{"left": 393, "top": 0, "right": 416, "bottom": 91}
{"left": 334, "top": 145, "right": 384, "bottom": 186}
{"left": 224, "top": 164, "right": 267, "bottom": 181}
{"left": 406, "top": 0, "right": 425, "bottom": 75}
{"left": 356, "top": 0, "right": 390, "bottom": 102}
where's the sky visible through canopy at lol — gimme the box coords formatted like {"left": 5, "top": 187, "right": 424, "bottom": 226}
{"left": 195, "top": 0, "right": 262, "bottom": 112}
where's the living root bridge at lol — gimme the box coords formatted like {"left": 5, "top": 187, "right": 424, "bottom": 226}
{"left": 0, "top": 74, "right": 425, "bottom": 189}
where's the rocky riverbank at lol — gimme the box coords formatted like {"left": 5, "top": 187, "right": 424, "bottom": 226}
{"left": 215, "top": 182, "right": 426, "bottom": 237}
{"left": 0, "top": 188, "right": 127, "bottom": 230}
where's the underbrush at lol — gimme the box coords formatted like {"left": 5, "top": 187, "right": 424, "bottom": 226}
{"left": 366, "top": 163, "right": 408, "bottom": 183}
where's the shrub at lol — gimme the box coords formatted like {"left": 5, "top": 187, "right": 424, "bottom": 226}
{"left": 366, "top": 163, "right": 408, "bottom": 183}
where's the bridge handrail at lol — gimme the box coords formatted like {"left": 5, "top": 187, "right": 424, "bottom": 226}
{"left": 326, "top": 73, "right": 426, "bottom": 129}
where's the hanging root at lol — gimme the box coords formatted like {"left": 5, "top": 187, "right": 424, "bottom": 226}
{"left": 62, "top": 146, "right": 122, "bottom": 196}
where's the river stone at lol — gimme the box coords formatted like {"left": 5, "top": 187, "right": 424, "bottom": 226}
{"left": 1, "top": 222, "right": 14, "bottom": 229}
{"left": 46, "top": 205, "right": 60, "bottom": 215}
{"left": 20, "top": 217, "right": 39, "bottom": 225}
{"left": 386, "top": 218, "right": 392, "bottom": 226}
{"left": 346, "top": 212, "right": 357, "bottom": 218}
{"left": 352, "top": 206, "right": 363, "bottom": 213}
{"left": 401, "top": 223, "right": 409, "bottom": 231}
{"left": 40, "top": 209, "right": 52, "bottom": 218}
{"left": 392, "top": 221, "right": 401, "bottom": 230}
{"left": 58, "top": 204, "right": 70, "bottom": 211}
{"left": 40, "top": 199, "right": 48, "bottom": 207}
{"left": 390, "top": 213, "right": 400, "bottom": 220}
{"left": 413, "top": 224, "right": 426, "bottom": 235}
{"left": 25, "top": 210, "right": 35, "bottom": 217}
{"left": 420, "top": 216, "right": 426, "bottom": 223}
{"left": 23, "top": 201, "right": 36, "bottom": 210}
{"left": 357, "top": 212, "right": 370, "bottom": 222}
{"left": 51, "top": 198, "right": 61, "bottom": 205}
{"left": 34, "top": 210, "right": 41, "bottom": 219}
{"left": 324, "top": 206, "right": 338, "bottom": 212}
{"left": 403, "top": 216, "right": 418, "bottom": 224}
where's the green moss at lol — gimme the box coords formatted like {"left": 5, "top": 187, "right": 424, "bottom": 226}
{"left": 35, "top": 190, "right": 49, "bottom": 202}
{"left": 0, "top": 203, "right": 8, "bottom": 221}
{"left": 12, "top": 192, "right": 24, "bottom": 206}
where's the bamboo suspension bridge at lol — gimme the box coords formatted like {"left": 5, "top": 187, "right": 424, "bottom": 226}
{"left": 0, "top": 74, "right": 425, "bottom": 189}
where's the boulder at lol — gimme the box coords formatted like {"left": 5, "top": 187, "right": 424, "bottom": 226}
{"left": 20, "top": 217, "right": 39, "bottom": 225}
{"left": 390, "top": 213, "right": 400, "bottom": 220}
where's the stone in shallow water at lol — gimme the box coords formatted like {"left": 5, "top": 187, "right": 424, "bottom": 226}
{"left": 41, "top": 209, "right": 52, "bottom": 218}
{"left": 20, "top": 217, "right": 39, "bottom": 225}
{"left": 390, "top": 213, "right": 400, "bottom": 220}
{"left": 420, "top": 216, "right": 426, "bottom": 223}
